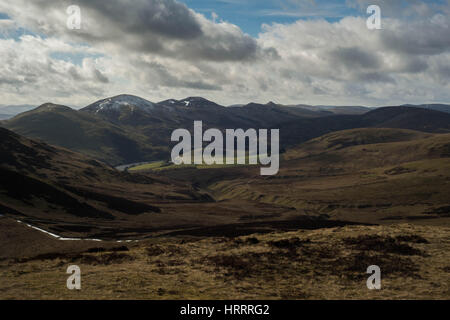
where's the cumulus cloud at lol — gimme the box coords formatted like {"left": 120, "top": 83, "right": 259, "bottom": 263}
{"left": 0, "top": 0, "right": 269, "bottom": 62}
{"left": 0, "top": 0, "right": 448, "bottom": 106}
{"left": 250, "top": 13, "right": 450, "bottom": 104}
{"left": 0, "top": 36, "right": 109, "bottom": 104}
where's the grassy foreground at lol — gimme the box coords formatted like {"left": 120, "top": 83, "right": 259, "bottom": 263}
{"left": 0, "top": 223, "right": 448, "bottom": 300}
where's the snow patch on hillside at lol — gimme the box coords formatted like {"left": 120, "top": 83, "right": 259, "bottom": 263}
{"left": 90, "top": 95, "right": 155, "bottom": 113}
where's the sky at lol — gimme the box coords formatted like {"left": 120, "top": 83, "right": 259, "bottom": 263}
{"left": 0, "top": 0, "right": 449, "bottom": 108}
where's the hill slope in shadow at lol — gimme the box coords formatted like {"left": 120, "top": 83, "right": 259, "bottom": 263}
{"left": 3, "top": 96, "right": 449, "bottom": 167}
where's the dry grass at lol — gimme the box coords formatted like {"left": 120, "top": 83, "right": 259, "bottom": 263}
{"left": 1, "top": 127, "right": 449, "bottom": 300}
{"left": 0, "top": 224, "right": 449, "bottom": 300}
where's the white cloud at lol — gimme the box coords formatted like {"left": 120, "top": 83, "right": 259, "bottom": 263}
{"left": 0, "top": 0, "right": 448, "bottom": 107}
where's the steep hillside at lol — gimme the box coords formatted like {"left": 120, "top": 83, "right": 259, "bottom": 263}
{"left": 0, "top": 128, "right": 221, "bottom": 239}
{"left": 0, "top": 127, "right": 163, "bottom": 221}
{"left": 2, "top": 103, "right": 168, "bottom": 165}
{"left": 205, "top": 128, "right": 450, "bottom": 224}
{"left": 0, "top": 128, "right": 308, "bottom": 240}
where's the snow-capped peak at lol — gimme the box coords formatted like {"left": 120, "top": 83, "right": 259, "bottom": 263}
{"left": 181, "top": 97, "right": 208, "bottom": 103}
{"left": 84, "top": 94, "right": 156, "bottom": 114}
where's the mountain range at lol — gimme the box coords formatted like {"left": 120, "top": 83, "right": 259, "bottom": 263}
{"left": 1, "top": 96, "right": 449, "bottom": 300}
{"left": 2, "top": 94, "right": 450, "bottom": 166}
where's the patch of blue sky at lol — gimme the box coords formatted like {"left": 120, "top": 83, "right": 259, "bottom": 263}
{"left": 182, "top": 0, "right": 362, "bottom": 36}
{"left": 49, "top": 52, "right": 104, "bottom": 65}
{"left": 0, "top": 12, "right": 44, "bottom": 40}
{"left": 0, "top": 26, "right": 40, "bottom": 40}
{"left": 182, "top": 0, "right": 448, "bottom": 36}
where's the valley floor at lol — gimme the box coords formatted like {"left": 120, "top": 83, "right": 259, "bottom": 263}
{"left": 0, "top": 219, "right": 448, "bottom": 300}
{"left": 1, "top": 127, "right": 449, "bottom": 300}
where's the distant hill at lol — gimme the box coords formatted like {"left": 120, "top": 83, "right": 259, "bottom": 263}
{"left": 289, "top": 104, "right": 372, "bottom": 115}
{"left": 2, "top": 95, "right": 450, "bottom": 166}
{"left": 278, "top": 106, "right": 450, "bottom": 148}
{"left": 0, "top": 104, "right": 36, "bottom": 120}
{"left": 2, "top": 103, "right": 168, "bottom": 165}
{"left": 158, "top": 97, "right": 223, "bottom": 108}
{"left": 84, "top": 94, "right": 157, "bottom": 114}
{"left": 237, "top": 102, "right": 328, "bottom": 121}
{"left": 283, "top": 128, "right": 443, "bottom": 161}
{"left": 0, "top": 104, "right": 35, "bottom": 116}
{"left": 402, "top": 104, "right": 450, "bottom": 114}
{"left": 360, "top": 106, "right": 450, "bottom": 132}
{"left": 82, "top": 95, "right": 328, "bottom": 128}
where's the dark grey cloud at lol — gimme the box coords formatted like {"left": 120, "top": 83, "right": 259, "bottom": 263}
{"left": 399, "top": 57, "right": 429, "bottom": 74}
{"left": 138, "top": 60, "right": 221, "bottom": 91}
{"left": 179, "top": 32, "right": 260, "bottom": 62}
{"left": 436, "top": 65, "right": 450, "bottom": 83}
{"left": 381, "top": 21, "right": 450, "bottom": 56}
{"left": 329, "top": 47, "right": 381, "bottom": 70}
{"left": 81, "top": 0, "right": 202, "bottom": 40}
{"left": 93, "top": 69, "right": 109, "bottom": 83}
{"left": 356, "top": 72, "right": 396, "bottom": 84}
{"left": 68, "top": 67, "right": 83, "bottom": 81}
{"left": 3, "top": 0, "right": 272, "bottom": 62}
